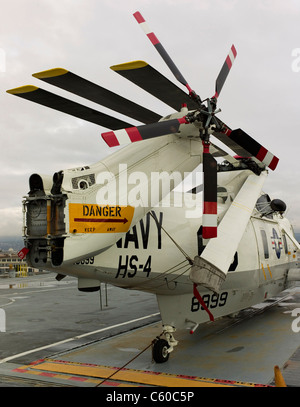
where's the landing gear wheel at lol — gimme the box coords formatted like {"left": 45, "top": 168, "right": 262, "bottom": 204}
{"left": 152, "top": 339, "right": 170, "bottom": 363}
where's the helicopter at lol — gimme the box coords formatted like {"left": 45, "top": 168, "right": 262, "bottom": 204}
{"left": 7, "top": 11, "right": 300, "bottom": 363}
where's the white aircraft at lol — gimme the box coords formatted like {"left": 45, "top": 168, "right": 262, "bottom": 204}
{"left": 8, "top": 11, "right": 300, "bottom": 363}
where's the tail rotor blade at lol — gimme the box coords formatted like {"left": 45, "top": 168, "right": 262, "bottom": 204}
{"left": 214, "top": 44, "right": 237, "bottom": 99}
{"left": 202, "top": 142, "right": 218, "bottom": 240}
{"left": 133, "top": 11, "right": 200, "bottom": 102}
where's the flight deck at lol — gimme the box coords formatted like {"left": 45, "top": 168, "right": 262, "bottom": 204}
{"left": 0, "top": 273, "right": 299, "bottom": 387}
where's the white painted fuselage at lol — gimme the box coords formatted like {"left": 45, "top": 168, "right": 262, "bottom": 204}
{"left": 47, "top": 169, "right": 299, "bottom": 330}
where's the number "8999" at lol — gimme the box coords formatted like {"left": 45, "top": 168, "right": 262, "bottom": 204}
{"left": 191, "top": 292, "right": 228, "bottom": 312}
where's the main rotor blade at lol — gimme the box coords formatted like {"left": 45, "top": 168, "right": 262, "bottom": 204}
{"left": 133, "top": 11, "right": 199, "bottom": 100}
{"left": 6, "top": 85, "right": 133, "bottom": 130}
{"left": 214, "top": 127, "right": 279, "bottom": 170}
{"left": 212, "top": 126, "right": 251, "bottom": 158}
{"left": 202, "top": 142, "right": 218, "bottom": 240}
{"left": 101, "top": 117, "right": 187, "bottom": 147}
{"left": 230, "top": 128, "right": 279, "bottom": 170}
{"left": 111, "top": 61, "right": 199, "bottom": 111}
{"left": 214, "top": 45, "right": 237, "bottom": 99}
{"left": 32, "top": 68, "right": 161, "bottom": 124}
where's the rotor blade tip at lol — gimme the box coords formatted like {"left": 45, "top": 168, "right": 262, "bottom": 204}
{"left": 32, "top": 68, "right": 69, "bottom": 79}
{"left": 101, "top": 131, "right": 120, "bottom": 147}
{"left": 133, "top": 11, "right": 144, "bottom": 23}
{"left": 232, "top": 44, "right": 237, "bottom": 57}
{"left": 6, "top": 85, "right": 39, "bottom": 95}
{"left": 110, "top": 60, "right": 148, "bottom": 71}
{"left": 269, "top": 156, "right": 279, "bottom": 171}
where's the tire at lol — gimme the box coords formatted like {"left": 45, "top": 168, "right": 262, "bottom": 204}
{"left": 152, "top": 339, "right": 170, "bottom": 363}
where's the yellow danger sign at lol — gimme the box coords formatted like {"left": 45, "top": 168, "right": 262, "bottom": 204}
{"left": 69, "top": 203, "right": 135, "bottom": 234}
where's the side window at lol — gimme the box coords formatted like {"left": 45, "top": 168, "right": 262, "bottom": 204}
{"left": 260, "top": 229, "right": 269, "bottom": 259}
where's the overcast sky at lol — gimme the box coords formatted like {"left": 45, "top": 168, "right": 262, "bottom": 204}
{"left": 1, "top": 0, "right": 300, "bottom": 237}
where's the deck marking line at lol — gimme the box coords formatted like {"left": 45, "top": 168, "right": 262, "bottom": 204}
{"left": 27, "top": 360, "right": 236, "bottom": 387}
{"left": 17, "top": 358, "right": 273, "bottom": 387}
{"left": 0, "top": 312, "right": 160, "bottom": 364}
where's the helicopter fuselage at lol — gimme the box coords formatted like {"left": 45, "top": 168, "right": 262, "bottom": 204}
{"left": 22, "top": 135, "right": 298, "bottom": 331}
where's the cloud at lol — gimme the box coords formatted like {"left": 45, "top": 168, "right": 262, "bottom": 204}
{"left": 1, "top": 0, "right": 300, "bottom": 236}
{"left": 0, "top": 208, "right": 23, "bottom": 237}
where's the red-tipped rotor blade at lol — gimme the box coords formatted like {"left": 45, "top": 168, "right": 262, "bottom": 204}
{"left": 224, "top": 128, "right": 279, "bottom": 171}
{"left": 214, "top": 45, "right": 237, "bottom": 99}
{"left": 101, "top": 117, "right": 188, "bottom": 147}
{"left": 133, "top": 11, "right": 195, "bottom": 97}
{"left": 202, "top": 142, "right": 218, "bottom": 240}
